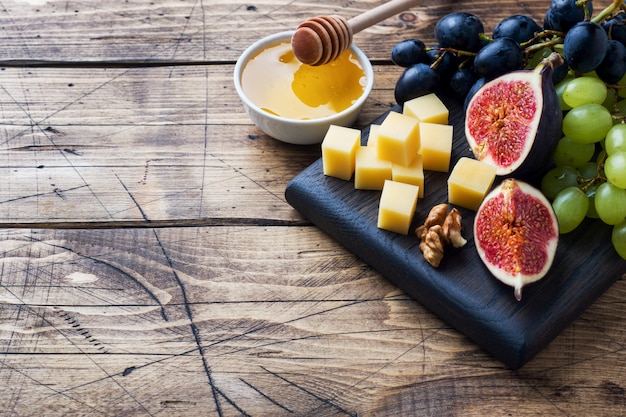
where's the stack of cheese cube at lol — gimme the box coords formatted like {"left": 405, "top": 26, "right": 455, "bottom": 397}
{"left": 321, "top": 93, "right": 496, "bottom": 236}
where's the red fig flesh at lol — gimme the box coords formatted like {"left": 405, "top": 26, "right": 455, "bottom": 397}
{"left": 474, "top": 179, "right": 559, "bottom": 301}
{"left": 465, "top": 53, "right": 564, "bottom": 177}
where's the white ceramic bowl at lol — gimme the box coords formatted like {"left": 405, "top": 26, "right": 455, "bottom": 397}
{"left": 234, "top": 31, "right": 374, "bottom": 145}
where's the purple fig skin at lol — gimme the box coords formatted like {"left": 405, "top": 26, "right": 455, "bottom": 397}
{"left": 465, "top": 52, "right": 564, "bottom": 179}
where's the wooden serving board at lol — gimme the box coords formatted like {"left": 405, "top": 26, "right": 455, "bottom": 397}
{"left": 285, "top": 89, "right": 626, "bottom": 369}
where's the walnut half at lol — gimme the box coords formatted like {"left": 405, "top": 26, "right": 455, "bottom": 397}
{"left": 443, "top": 208, "right": 467, "bottom": 248}
{"left": 416, "top": 204, "right": 467, "bottom": 267}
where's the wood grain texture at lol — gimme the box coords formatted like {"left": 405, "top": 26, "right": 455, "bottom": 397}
{"left": 0, "top": 64, "right": 399, "bottom": 225}
{"left": 0, "top": 227, "right": 625, "bottom": 416}
{"left": 0, "top": 0, "right": 550, "bottom": 63}
{"left": 0, "top": 0, "right": 624, "bottom": 415}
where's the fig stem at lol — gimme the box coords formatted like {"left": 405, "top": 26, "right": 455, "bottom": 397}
{"left": 534, "top": 51, "right": 564, "bottom": 73}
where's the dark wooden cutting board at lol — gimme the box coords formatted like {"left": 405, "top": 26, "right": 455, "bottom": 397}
{"left": 285, "top": 89, "right": 626, "bottom": 369}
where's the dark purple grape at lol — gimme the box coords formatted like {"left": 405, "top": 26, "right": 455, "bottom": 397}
{"left": 391, "top": 39, "right": 428, "bottom": 67}
{"left": 563, "top": 21, "right": 608, "bottom": 73}
{"left": 449, "top": 67, "right": 478, "bottom": 97}
{"left": 434, "top": 13, "right": 485, "bottom": 53}
{"left": 473, "top": 37, "right": 524, "bottom": 80}
{"left": 493, "top": 15, "right": 542, "bottom": 44}
{"left": 552, "top": 59, "right": 569, "bottom": 85}
{"left": 595, "top": 40, "right": 626, "bottom": 84}
{"left": 427, "top": 48, "right": 459, "bottom": 80}
{"left": 394, "top": 63, "right": 441, "bottom": 105}
{"left": 421, "top": 46, "right": 437, "bottom": 65}
{"left": 602, "top": 13, "right": 626, "bottom": 47}
{"left": 464, "top": 77, "right": 486, "bottom": 112}
{"left": 543, "top": 0, "right": 593, "bottom": 32}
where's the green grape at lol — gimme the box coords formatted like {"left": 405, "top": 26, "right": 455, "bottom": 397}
{"left": 541, "top": 165, "right": 579, "bottom": 200}
{"left": 584, "top": 183, "right": 600, "bottom": 218}
{"left": 612, "top": 220, "right": 626, "bottom": 260}
{"left": 615, "top": 98, "right": 626, "bottom": 117}
{"left": 605, "top": 124, "right": 626, "bottom": 156}
{"left": 603, "top": 88, "right": 617, "bottom": 111}
{"left": 525, "top": 47, "right": 552, "bottom": 69}
{"left": 595, "top": 182, "right": 626, "bottom": 225}
{"left": 555, "top": 78, "right": 573, "bottom": 111}
{"left": 618, "top": 73, "right": 626, "bottom": 99}
{"left": 604, "top": 152, "right": 626, "bottom": 189}
{"left": 578, "top": 161, "right": 599, "bottom": 180}
{"left": 562, "top": 104, "right": 613, "bottom": 144}
{"left": 552, "top": 186, "right": 589, "bottom": 233}
{"left": 552, "top": 136, "right": 595, "bottom": 168}
{"left": 597, "top": 150, "right": 607, "bottom": 176}
{"left": 562, "top": 76, "right": 608, "bottom": 108}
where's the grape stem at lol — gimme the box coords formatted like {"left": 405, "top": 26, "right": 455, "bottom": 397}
{"left": 579, "top": 152, "right": 608, "bottom": 192}
{"left": 523, "top": 35, "right": 564, "bottom": 55}
{"left": 591, "top": 0, "right": 625, "bottom": 23}
{"left": 426, "top": 46, "right": 476, "bottom": 71}
{"left": 427, "top": 46, "right": 477, "bottom": 58}
{"left": 426, "top": 0, "right": 626, "bottom": 72}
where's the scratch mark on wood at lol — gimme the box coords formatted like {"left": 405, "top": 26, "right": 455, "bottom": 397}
{"left": 151, "top": 225, "right": 222, "bottom": 416}
{"left": 0, "top": 356, "right": 106, "bottom": 414}
{"left": 261, "top": 366, "right": 357, "bottom": 417}
{"left": 0, "top": 296, "right": 153, "bottom": 415}
{"left": 44, "top": 126, "right": 62, "bottom": 134}
{"left": 139, "top": 159, "right": 164, "bottom": 185}
{"left": 63, "top": 148, "right": 82, "bottom": 156}
{"left": 0, "top": 185, "right": 89, "bottom": 205}
{"left": 240, "top": 377, "right": 293, "bottom": 413}
{"left": 122, "top": 366, "right": 137, "bottom": 377}
{"left": 206, "top": 300, "right": 368, "bottom": 358}
{"left": 115, "top": 174, "right": 150, "bottom": 223}
{"left": 31, "top": 237, "right": 169, "bottom": 322}
{"left": 55, "top": 308, "right": 110, "bottom": 353}
{"left": 49, "top": 309, "right": 155, "bottom": 416}
{"left": 161, "top": 400, "right": 198, "bottom": 408}
{"left": 0, "top": 85, "right": 115, "bottom": 219}
{"left": 53, "top": 187, "right": 67, "bottom": 200}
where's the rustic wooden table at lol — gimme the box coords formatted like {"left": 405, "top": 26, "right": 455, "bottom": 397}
{"left": 0, "top": 0, "right": 624, "bottom": 416}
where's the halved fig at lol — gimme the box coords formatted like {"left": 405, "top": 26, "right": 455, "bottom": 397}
{"left": 474, "top": 179, "right": 559, "bottom": 301}
{"left": 465, "top": 52, "right": 564, "bottom": 178}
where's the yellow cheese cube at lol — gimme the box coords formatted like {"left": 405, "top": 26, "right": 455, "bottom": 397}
{"left": 354, "top": 146, "right": 392, "bottom": 190}
{"left": 377, "top": 180, "right": 420, "bottom": 235}
{"left": 376, "top": 112, "right": 420, "bottom": 166}
{"left": 419, "top": 122, "right": 453, "bottom": 172}
{"left": 366, "top": 124, "right": 380, "bottom": 147}
{"left": 321, "top": 125, "right": 360, "bottom": 180}
{"left": 448, "top": 157, "right": 497, "bottom": 210}
{"left": 403, "top": 93, "right": 449, "bottom": 125}
{"left": 392, "top": 154, "right": 424, "bottom": 197}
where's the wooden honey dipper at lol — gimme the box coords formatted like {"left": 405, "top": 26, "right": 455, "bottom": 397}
{"left": 291, "top": 0, "right": 424, "bottom": 66}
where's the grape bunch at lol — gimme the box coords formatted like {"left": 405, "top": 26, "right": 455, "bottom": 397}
{"left": 391, "top": 0, "right": 625, "bottom": 106}
{"left": 389, "top": 0, "right": 626, "bottom": 259}
{"left": 392, "top": 12, "right": 538, "bottom": 104}
{"left": 541, "top": 76, "right": 626, "bottom": 259}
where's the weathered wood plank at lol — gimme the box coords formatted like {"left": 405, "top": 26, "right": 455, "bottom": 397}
{"left": 0, "top": 0, "right": 551, "bottom": 63}
{"left": 0, "top": 64, "right": 400, "bottom": 126}
{"left": 0, "top": 227, "right": 624, "bottom": 416}
{"left": 0, "top": 124, "right": 316, "bottom": 224}
{"left": 0, "top": 1, "right": 624, "bottom": 416}
{"left": 0, "top": 64, "right": 400, "bottom": 224}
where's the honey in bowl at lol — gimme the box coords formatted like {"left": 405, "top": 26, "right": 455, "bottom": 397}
{"left": 240, "top": 41, "right": 366, "bottom": 120}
